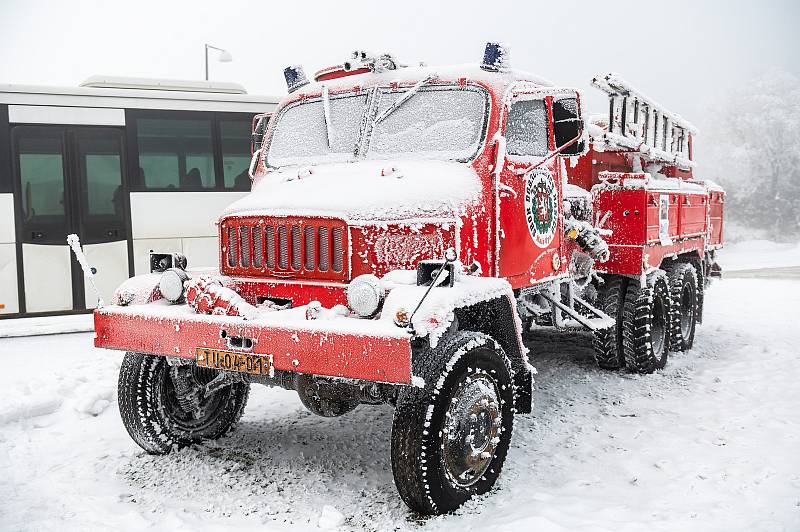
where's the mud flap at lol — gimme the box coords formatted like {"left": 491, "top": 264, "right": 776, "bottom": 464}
{"left": 513, "top": 366, "right": 533, "bottom": 414}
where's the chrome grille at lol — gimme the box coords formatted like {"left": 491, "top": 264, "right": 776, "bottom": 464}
{"left": 252, "top": 227, "right": 262, "bottom": 268}
{"left": 278, "top": 226, "right": 288, "bottom": 269}
{"left": 332, "top": 227, "right": 343, "bottom": 272}
{"left": 291, "top": 225, "right": 301, "bottom": 270}
{"left": 227, "top": 227, "right": 237, "bottom": 267}
{"left": 225, "top": 219, "right": 346, "bottom": 278}
{"left": 304, "top": 226, "right": 315, "bottom": 270}
{"left": 265, "top": 225, "right": 275, "bottom": 268}
{"left": 240, "top": 227, "right": 250, "bottom": 267}
{"left": 318, "top": 226, "right": 329, "bottom": 271}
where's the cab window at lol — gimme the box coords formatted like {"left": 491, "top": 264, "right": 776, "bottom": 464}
{"left": 552, "top": 97, "right": 582, "bottom": 154}
{"left": 506, "top": 99, "right": 548, "bottom": 157}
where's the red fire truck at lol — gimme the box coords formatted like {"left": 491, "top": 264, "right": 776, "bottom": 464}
{"left": 83, "top": 43, "right": 723, "bottom": 515}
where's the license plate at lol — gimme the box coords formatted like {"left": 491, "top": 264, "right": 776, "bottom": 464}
{"left": 195, "top": 348, "right": 273, "bottom": 376}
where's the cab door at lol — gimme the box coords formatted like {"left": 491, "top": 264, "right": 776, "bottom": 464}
{"left": 497, "top": 94, "right": 564, "bottom": 287}
{"left": 12, "top": 125, "right": 129, "bottom": 314}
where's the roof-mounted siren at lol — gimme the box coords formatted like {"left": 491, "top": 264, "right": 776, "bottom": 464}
{"left": 284, "top": 65, "right": 309, "bottom": 93}
{"left": 480, "top": 42, "right": 510, "bottom": 72}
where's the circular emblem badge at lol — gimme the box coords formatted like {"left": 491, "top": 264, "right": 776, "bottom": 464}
{"left": 524, "top": 169, "right": 558, "bottom": 248}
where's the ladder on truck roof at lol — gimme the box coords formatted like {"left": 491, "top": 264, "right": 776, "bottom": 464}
{"left": 590, "top": 73, "right": 696, "bottom": 170}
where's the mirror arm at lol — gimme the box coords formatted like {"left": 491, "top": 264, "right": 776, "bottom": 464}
{"left": 514, "top": 131, "right": 583, "bottom": 176}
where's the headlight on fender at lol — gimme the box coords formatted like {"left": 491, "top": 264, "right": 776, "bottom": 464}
{"left": 346, "top": 274, "right": 385, "bottom": 318}
{"left": 159, "top": 268, "right": 189, "bottom": 303}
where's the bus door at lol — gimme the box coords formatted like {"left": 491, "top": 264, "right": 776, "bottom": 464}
{"left": 12, "top": 126, "right": 129, "bottom": 314}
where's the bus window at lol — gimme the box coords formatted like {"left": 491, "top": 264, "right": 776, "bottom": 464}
{"left": 135, "top": 118, "right": 215, "bottom": 189}
{"left": 221, "top": 119, "right": 252, "bottom": 190}
{"left": 18, "top": 134, "right": 66, "bottom": 225}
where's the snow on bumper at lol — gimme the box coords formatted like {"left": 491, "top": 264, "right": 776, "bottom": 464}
{"left": 94, "top": 303, "right": 413, "bottom": 384}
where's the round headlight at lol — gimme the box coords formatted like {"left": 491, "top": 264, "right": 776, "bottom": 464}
{"left": 159, "top": 268, "right": 189, "bottom": 303}
{"left": 346, "top": 274, "right": 385, "bottom": 318}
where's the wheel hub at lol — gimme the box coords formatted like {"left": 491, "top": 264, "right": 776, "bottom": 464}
{"left": 442, "top": 373, "right": 501, "bottom": 488}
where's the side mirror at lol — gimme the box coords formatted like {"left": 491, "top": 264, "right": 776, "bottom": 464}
{"left": 251, "top": 113, "right": 270, "bottom": 155}
{"left": 553, "top": 98, "right": 585, "bottom": 156}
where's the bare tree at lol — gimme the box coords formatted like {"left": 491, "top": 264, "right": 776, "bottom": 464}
{"left": 701, "top": 70, "right": 800, "bottom": 237}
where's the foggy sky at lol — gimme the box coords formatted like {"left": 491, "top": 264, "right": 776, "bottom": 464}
{"left": 1, "top": 0, "right": 798, "bottom": 128}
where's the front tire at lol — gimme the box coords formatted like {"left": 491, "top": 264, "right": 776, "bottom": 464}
{"left": 391, "top": 332, "right": 515, "bottom": 515}
{"left": 622, "top": 272, "right": 672, "bottom": 373}
{"left": 118, "top": 352, "right": 249, "bottom": 454}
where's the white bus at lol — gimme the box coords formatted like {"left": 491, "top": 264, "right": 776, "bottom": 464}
{"left": 0, "top": 77, "right": 279, "bottom": 318}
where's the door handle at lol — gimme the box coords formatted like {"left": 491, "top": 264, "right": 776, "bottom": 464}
{"left": 106, "top": 229, "right": 119, "bottom": 238}
{"left": 31, "top": 231, "right": 45, "bottom": 240}
{"left": 498, "top": 183, "right": 517, "bottom": 199}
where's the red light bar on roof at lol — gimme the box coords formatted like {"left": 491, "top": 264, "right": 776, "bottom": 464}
{"left": 314, "top": 64, "right": 371, "bottom": 82}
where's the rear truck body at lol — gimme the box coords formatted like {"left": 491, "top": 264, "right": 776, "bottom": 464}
{"left": 85, "top": 44, "right": 723, "bottom": 515}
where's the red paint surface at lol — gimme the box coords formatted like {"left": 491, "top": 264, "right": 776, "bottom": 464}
{"left": 94, "top": 309, "right": 412, "bottom": 384}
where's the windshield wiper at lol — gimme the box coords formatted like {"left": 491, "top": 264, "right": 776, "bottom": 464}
{"left": 373, "top": 74, "right": 437, "bottom": 125}
{"left": 322, "top": 84, "right": 333, "bottom": 149}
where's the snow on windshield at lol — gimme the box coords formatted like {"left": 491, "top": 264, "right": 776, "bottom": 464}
{"left": 367, "top": 87, "right": 487, "bottom": 161}
{"left": 267, "top": 93, "right": 367, "bottom": 167}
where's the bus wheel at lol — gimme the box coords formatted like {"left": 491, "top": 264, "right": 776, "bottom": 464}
{"left": 666, "top": 263, "right": 698, "bottom": 351}
{"left": 622, "top": 271, "right": 672, "bottom": 374}
{"left": 592, "top": 275, "right": 628, "bottom": 369}
{"left": 390, "top": 331, "right": 515, "bottom": 515}
{"left": 118, "top": 352, "right": 249, "bottom": 454}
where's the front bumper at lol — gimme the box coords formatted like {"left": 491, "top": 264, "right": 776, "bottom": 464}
{"left": 94, "top": 303, "right": 413, "bottom": 384}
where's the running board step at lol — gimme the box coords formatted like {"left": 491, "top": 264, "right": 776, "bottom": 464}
{"left": 539, "top": 291, "right": 615, "bottom": 332}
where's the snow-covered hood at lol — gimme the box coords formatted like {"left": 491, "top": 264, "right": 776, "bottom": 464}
{"left": 223, "top": 159, "right": 481, "bottom": 222}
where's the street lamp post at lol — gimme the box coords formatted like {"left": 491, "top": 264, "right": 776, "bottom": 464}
{"left": 205, "top": 44, "right": 233, "bottom": 80}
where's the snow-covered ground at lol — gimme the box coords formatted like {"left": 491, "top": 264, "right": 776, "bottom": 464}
{"left": 717, "top": 239, "right": 800, "bottom": 271}
{"left": 1, "top": 276, "right": 799, "bottom": 532}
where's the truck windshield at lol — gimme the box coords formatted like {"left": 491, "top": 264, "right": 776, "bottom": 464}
{"left": 366, "top": 86, "right": 487, "bottom": 161}
{"left": 267, "top": 93, "right": 367, "bottom": 167}
{"left": 265, "top": 84, "right": 488, "bottom": 168}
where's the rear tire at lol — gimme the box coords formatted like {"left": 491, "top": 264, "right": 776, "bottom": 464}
{"left": 391, "top": 332, "right": 515, "bottom": 515}
{"left": 118, "top": 352, "right": 249, "bottom": 454}
{"left": 592, "top": 275, "right": 628, "bottom": 369}
{"left": 622, "top": 272, "right": 672, "bottom": 373}
{"left": 665, "top": 263, "right": 698, "bottom": 351}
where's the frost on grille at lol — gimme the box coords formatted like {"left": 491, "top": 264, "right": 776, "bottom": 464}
{"left": 252, "top": 226, "right": 263, "bottom": 268}
{"left": 240, "top": 226, "right": 251, "bottom": 267}
{"left": 305, "top": 226, "right": 315, "bottom": 270}
{"left": 332, "top": 227, "right": 344, "bottom": 272}
{"left": 278, "top": 226, "right": 288, "bottom": 269}
{"left": 265, "top": 225, "right": 275, "bottom": 269}
{"left": 227, "top": 227, "right": 237, "bottom": 267}
{"left": 318, "top": 226, "right": 329, "bottom": 271}
{"left": 291, "top": 225, "right": 302, "bottom": 270}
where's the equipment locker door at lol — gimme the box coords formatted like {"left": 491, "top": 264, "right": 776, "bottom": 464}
{"left": 12, "top": 125, "right": 129, "bottom": 314}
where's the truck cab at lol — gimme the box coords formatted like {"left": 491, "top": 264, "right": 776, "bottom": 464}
{"left": 222, "top": 48, "right": 588, "bottom": 309}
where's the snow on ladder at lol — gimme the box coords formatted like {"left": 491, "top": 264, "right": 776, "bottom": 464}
{"left": 590, "top": 73, "right": 696, "bottom": 170}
